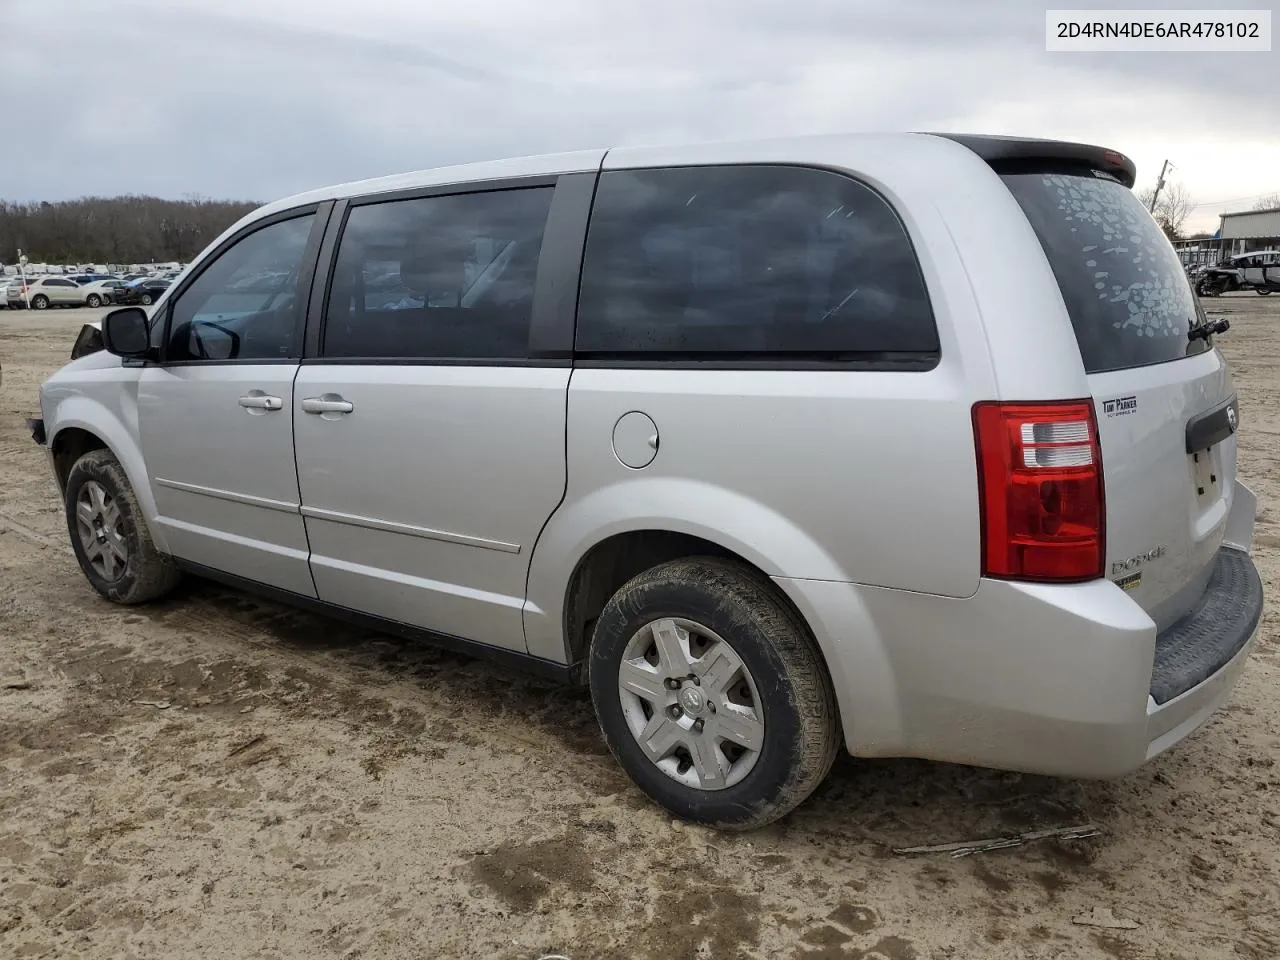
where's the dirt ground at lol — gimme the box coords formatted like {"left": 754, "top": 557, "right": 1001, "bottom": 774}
{"left": 1, "top": 298, "right": 1278, "bottom": 960}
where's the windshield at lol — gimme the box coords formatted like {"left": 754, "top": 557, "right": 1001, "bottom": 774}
{"left": 1000, "top": 169, "right": 1208, "bottom": 374}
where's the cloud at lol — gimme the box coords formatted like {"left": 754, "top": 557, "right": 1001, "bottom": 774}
{"left": 2, "top": 0, "right": 1276, "bottom": 232}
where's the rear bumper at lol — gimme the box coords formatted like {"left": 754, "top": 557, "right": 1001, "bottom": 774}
{"left": 776, "top": 489, "right": 1261, "bottom": 778}
{"left": 1144, "top": 546, "right": 1261, "bottom": 761}
{"left": 1149, "top": 546, "right": 1262, "bottom": 705}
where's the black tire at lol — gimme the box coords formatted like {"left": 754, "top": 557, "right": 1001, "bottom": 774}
{"left": 588, "top": 556, "right": 840, "bottom": 830}
{"left": 140, "top": 293, "right": 153, "bottom": 305}
{"left": 86, "top": 294, "right": 102, "bottom": 307}
{"left": 31, "top": 294, "right": 49, "bottom": 310}
{"left": 65, "top": 449, "right": 181, "bottom": 604}
{"left": 1258, "top": 288, "right": 1272, "bottom": 296}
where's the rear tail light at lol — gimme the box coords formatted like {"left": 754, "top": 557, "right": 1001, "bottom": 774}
{"left": 973, "top": 400, "right": 1104, "bottom": 582}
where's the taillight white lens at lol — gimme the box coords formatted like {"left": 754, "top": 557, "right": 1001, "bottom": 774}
{"left": 1020, "top": 419, "right": 1095, "bottom": 468}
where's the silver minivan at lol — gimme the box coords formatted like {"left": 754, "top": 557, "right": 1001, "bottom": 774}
{"left": 29, "top": 133, "right": 1263, "bottom": 828}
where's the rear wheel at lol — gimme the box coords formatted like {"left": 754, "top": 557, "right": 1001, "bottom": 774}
{"left": 140, "top": 293, "right": 153, "bottom": 305}
{"left": 588, "top": 557, "right": 840, "bottom": 830}
{"left": 31, "top": 294, "right": 49, "bottom": 310}
{"left": 1258, "top": 288, "right": 1272, "bottom": 296}
{"left": 86, "top": 293, "right": 102, "bottom": 307}
{"left": 65, "top": 449, "right": 181, "bottom": 604}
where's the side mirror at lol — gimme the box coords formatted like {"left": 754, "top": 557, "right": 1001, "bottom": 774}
{"left": 101, "top": 307, "right": 150, "bottom": 358}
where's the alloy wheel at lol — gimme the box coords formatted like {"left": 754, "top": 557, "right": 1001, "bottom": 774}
{"left": 75, "top": 480, "right": 128, "bottom": 582}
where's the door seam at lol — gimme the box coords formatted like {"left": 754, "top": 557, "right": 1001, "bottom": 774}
{"left": 290, "top": 362, "right": 320, "bottom": 597}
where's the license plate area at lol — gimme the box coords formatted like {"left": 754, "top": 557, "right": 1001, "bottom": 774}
{"left": 1191, "top": 448, "right": 1221, "bottom": 501}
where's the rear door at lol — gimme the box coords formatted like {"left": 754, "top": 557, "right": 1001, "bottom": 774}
{"left": 1242, "top": 252, "right": 1279, "bottom": 291}
{"left": 292, "top": 174, "right": 590, "bottom": 653}
{"left": 1002, "top": 169, "right": 1237, "bottom": 630}
{"left": 1240, "top": 255, "right": 1263, "bottom": 289}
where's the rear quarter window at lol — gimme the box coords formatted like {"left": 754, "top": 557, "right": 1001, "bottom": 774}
{"left": 1000, "top": 170, "right": 1208, "bottom": 374}
{"left": 575, "top": 164, "right": 939, "bottom": 365}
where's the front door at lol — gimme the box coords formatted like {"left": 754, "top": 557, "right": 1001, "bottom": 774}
{"left": 138, "top": 210, "right": 325, "bottom": 596}
{"left": 46, "top": 278, "right": 84, "bottom": 305}
{"left": 293, "top": 182, "right": 570, "bottom": 652}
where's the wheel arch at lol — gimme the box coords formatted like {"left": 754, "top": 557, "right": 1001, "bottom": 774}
{"left": 51, "top": 426, "right": 108, "bottom": 495}
{"left": 524, "top": 479, "right": 852, "bottom": 665}
{"left": 522, "top": 478, "right": 904, "bottom": 752}
{"left": 561, "top": 529, "right": 803, "bottom": 666}
{"left": 47, "top": 402, "right": 168, "bottom": 553}
{"left": 541, "top": 524, "right": 894, "bottom": 756}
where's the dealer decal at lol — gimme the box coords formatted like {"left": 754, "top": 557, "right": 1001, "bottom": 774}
{"left": 1102, "top": 395, "right": 1138, "bottom": 418}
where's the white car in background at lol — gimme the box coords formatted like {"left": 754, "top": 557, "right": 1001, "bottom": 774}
{"left": 1237, "top": 250, "right": 1280, "bottom": 295}
{"left": 18, "top": 276, "right": 88, "bottom": 310}
{"left": 4, "top": 276, "right": 37, "bottom": 308}
{"left": 79, "top": 278, "right": 130, "bottom": 308}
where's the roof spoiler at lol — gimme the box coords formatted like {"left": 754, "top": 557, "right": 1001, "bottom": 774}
{"left": 921, "top": 133, "right": 1137, "bottom": 189}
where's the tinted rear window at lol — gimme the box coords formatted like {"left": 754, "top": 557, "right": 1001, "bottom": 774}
{"left": 1001, "top": 170, "right": 1208, "bottom": 374}
{"left": 576, "top": 165, "right": 939, "bottom": 363}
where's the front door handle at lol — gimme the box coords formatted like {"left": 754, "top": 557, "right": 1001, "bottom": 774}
{"left": 301, "top": 395, "right": 354, "bottom": 415}
{"left": 238, "top": 394, "right": 283, "bottom": 410}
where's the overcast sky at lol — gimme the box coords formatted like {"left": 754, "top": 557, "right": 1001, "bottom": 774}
{"left": 3, "top": 0, "right": 1276, "bottom": 233}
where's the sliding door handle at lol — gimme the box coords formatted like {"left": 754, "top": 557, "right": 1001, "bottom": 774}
{"left": 301, "top": 395, "right": 354, "bottom": 415}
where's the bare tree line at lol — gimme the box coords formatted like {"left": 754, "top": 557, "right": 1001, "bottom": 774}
{"left": 1134, "top": 184, "right": 1280, "bottom": 242}
{"left": 3, "top": 185, "right": 1273, "bottom": 269}
{"left": 0, "top": 195, "right": 259, "bottom": 267}
{"left": 1137, "top": 182, "right": 1195, "bottom": 240}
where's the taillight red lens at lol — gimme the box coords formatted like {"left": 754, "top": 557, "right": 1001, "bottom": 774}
{"left": 973, "top": 400, "right": 1104, "bottom": 582}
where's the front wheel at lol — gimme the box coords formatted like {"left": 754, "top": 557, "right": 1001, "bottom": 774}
{"left": 65, "top": 449, "right": 181, "bottom": 604}
{"left": 1257, "top": 288, "right": 1272, "bottom": 296}
{"left": 140, "top": 293, "right": 153, "bottom": 305}
{"left": 588, "top": 557, "right": 840, "bottom": 830}
{"left": 86, "top": 294, "right": 102, "bottom": 307}
{"left": 31, "top": 295, "right": 49, "bottom": 310}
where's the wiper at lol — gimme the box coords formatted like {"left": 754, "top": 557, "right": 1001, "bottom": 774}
{"left": 1189, "top": 317, "right": 1230, "bottom": 342}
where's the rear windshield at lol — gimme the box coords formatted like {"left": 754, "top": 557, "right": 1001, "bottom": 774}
{"left": 1001, "top": 169, "right": 1208, "bottom": 374}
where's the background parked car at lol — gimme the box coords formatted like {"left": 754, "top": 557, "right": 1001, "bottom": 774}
{"left": 19, "top": 276, "right": 87, "bottom": 310}
{"left": 79, "top": 278, "right": 129, "bottom": 307}
{"left": 7, "top": 277, "right": 32, "bottom": 308}
{"left": 1237, "top": 250, "right": 1280, "bottom": 295}
{"left": 113, "top": 277, "right": 171, "bottom": 305}
{"left": 3, "top": 277, "right": 34, "bottom": 308}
